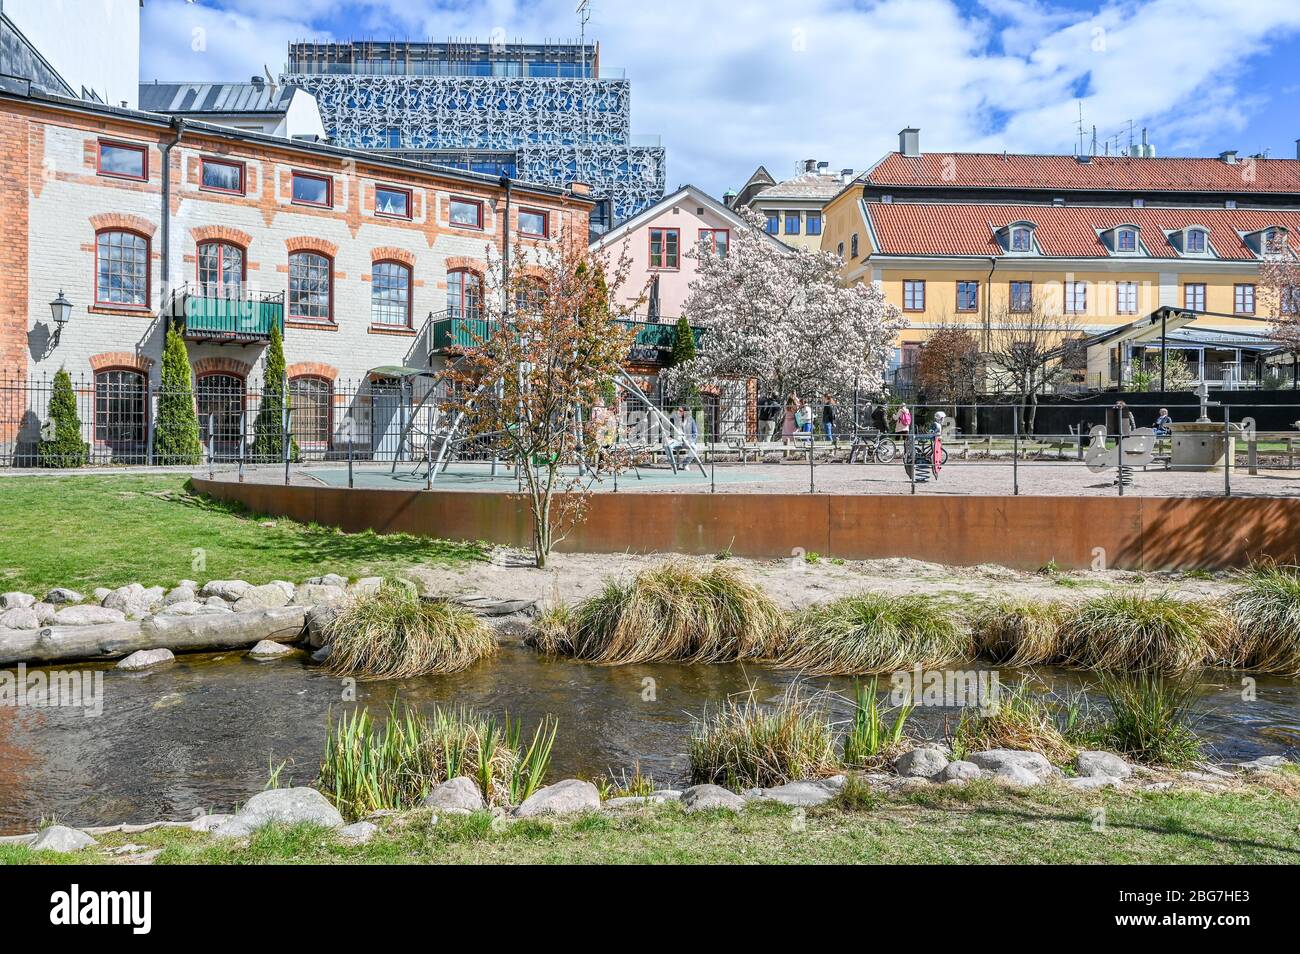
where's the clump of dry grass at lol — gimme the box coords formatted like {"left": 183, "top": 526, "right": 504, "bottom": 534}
{"left": 1059, "top": 592, "right": 1227, "bottom": 675}
{"left": 949, "top": 682, "right": 1076, "bottom": 764}
{"left": 525, "top": 560, "right": 785, "bottom": 664}
{"left": 324, "top": 582, "right": 497, "bottom": 679}
{"left": 688, "top": 686, "right": 842, "bottom": 789}
{"left": 1226, "top": 566, "right": 1300, "bottom": 675}
{"left": 971, "top": 599, "right": 1066, "bottom": 666}
{"left": 770, "top": 594, "right": 968, "bottom": 675}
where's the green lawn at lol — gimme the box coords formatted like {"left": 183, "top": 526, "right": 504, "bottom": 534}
{"left": 4, "top": 783, "right": 1297, "bottom": 865}
{"left": 0, "top": 475, "right": 483, "bottom": 594}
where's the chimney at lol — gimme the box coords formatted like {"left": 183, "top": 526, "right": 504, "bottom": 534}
{"left": 1219, "top": 150, "right": 1238, "bottom": 164}
{"left": 250, "top": 75, "right": 264, "bottom": 86}
{"left": 817, "top": 161, "right": 829, "bottom": 171}
{"left": 803, "top": 159, "right": 817, "bottom": 173}
{"left": 568, "top": 181, "right": 592, "bottom": 196}
{"left": 899, "top": 128, "right": 920, "bottom": 157}
{"left": 840, "top": 168, "right": 854, "bottom": 184}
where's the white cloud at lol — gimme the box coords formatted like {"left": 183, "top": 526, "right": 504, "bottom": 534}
{"left": 141, "top": 0, "right": 1300, "bottom": 194}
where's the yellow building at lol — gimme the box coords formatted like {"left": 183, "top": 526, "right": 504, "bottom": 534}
{"left": 729, "top": 160, "right": 858, "bottom": 252}
{"left": 823, "top": 129, "right": 1300, "bottom": 391}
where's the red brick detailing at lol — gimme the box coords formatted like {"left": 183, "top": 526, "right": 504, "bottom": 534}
{"left": 286, "top": 361, "right": 338, "bottom": 381}
{"left": 190, "top": 224, "right": 253, "bottom": 247}
{"left": 371, "top": 246, "right": 416, "bottom": 267}
{"left": 89, "top": 352, "right": 154, "bottom": 374}
{"left": 285, "top": 235, "right": 339, "bottom": 257}
{"left": 367, "top": 325, "right": 417, "bottom": 337}
{"left": 445, "top": 256, "right": 487, "bottom": 275}
{"left": 0, "top": 110, "right": 31, "bottom": 445}
{"left": 192, "top": 356, "right": 253, "bottom": 379}
{"left": 89, "top": 212, "right": 157, "bottom": 237}
{"left": 518, "top": 264, "right": 549, "bottom": 280}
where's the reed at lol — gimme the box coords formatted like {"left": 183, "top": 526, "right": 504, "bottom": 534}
{"left": 949, "top": 681, "right": 1075, "bottom": 763}
{"left": 1094, "top": 673, "right": 1203, "bottom": 766}
{"left": 1059, "top": 592, "right": 1226, "bottom": 675}
{"left": 1226, "top": 566, "right": 1300, "bottom": 675}
{"left": 971, "top": 599, "right": 1065, "bottom": 666}
{"left": 842, "top": 678, "right": 914, "bottom": 767}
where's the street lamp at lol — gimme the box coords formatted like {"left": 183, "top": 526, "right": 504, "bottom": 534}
{"left": 49, "top": 290, "right": 72, "bottom": 346}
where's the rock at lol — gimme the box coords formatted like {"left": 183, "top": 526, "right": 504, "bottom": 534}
{"left": 352, "top": 577, "right": 384, "bottom": 597}
{"left": 681, "top": 784, "right": 747, "bottom": 813}
{"left": 649, "top": 789, "right": 683, "bottom": 800}
{"left": 337, "top": 821, "right": 377, "bottom": 845}
{"left": 753, "top": 780, "right": 838, "bottom": 807}
{"left": 31, "top": 603, "right": 57, "bottom": 625}
{"left": 1063, "top": 775, "right": 1121, "bottom": 790}
{"left": 421, "top": 777, "right": 485, "bottom": 815}
{"left": 158, "top": 600, "right": 229, "bottom": 617}
{"left": 453, "top": 595, "right": 539, "bottom": 617}
{"left": 968, "top": 749, "right": 1055, "bottom": 781}
{"left": 1076, "top": 751, "right": 1133, "bottom": 779}
{"left": 247, "top": 639, "right": 295, "bottom": 659}
{"left": 116, "top": 648, "right": 175, "bottom": 671}
{"left": 896, "top": 747, "right": 950, "bottom": 779}
{"left": 204, "top": 596, "right": 231, "bottom": 609}
{"left": 604, "top": 795, "right": 674, "bottom": 809}
{"left": 163, "top": 586, "right": 196, "bottom": 606}
{"left": 43, "top": 587, "right": 84, "bottom": 605}
{"left": 102, "top": 583, "right": 165, "bottom": 619}
{"left": 211, "top": 819, "right": 256, "bottom": 840}
{"left": 310, "top": 644, "right": 332, "bottom": 664}
{"left": 268, "top": 580, "right": 296, "bottom": 600}
{"left": 53, "top": 605, "right": 127, "bottom": 626}
{"left": 513, "top": 779, "right": 601, "bottom": 817}
{"left": 30, "top": 825, "right": 97, "bottom": 853}
{"left": 190, "top": 813, "right": 235, "bottom": 833}
{"left": 294, "top": 584, "right": 348, "bottom": 608}
{"left": 0, "top": 592, "right": 35, "bottom": 610}
{"left": 1236, "top": 756, "right": 1290, "bottom": 774}
{"left": 0, "top": 608, "right": 41, "bottom": 630}
{"left": 92, "top": 587, "right": 111, "bottom": 602}
{"left": 229, "top": 787, "right": 344, "bottom": 831}
{"left": 304, "top": 604, "right": 337, "bottom": 649}
{"left": 199, "top": 580, "right": 252, "bottom": 601}
{"left": 307, "top": 573, "right": 349, "bottom": 588}
{"left": 992, "top": 764, "right": 1043, "bottom": 787}
{"left": 939, "top": 760, "right": 983, "bottom": 782}
{"left": 178, "top": 580, "right": 199, "bottom": 591}
{"left": 233, "top": 583, "right": 291, "bottom": 612}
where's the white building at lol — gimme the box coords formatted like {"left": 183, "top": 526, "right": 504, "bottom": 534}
{"left": 139, "top": 80, "right": 328, "bottom": 142}
{"left": 0, "top": 0, "right": 140, "bottom": 107}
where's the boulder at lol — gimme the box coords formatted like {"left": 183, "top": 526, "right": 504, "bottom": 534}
{"left": 0, "top": 608, "right": 41, "bottom": 630}
{"left": 939, "top": 760, "right": 983, "bottom": 782}
{"left": 304, "top": 604, "right": 337, "bottom": 649}
{"left": 604, "top": 795, "right": 675, "bottom": 809}
{"left": 92, "top": 587, "right": 112, "bottom": 602}
{"left": 190, "top": 813, "right": 235, "bottom": 833}
{"left": 337, "top": 821, "right": 377, "bottom": 845}
{"left": 753, "top": 780, "right": 839, "bottom": 807}
{"left": 31, "top": 603, "right": 57, "bottom": 625}
{"left": 681, "top": 784, "right": 747, "bottom": 813}
{"left": 43, "top": 588, "right": 84, "bottom": 605}
{"left": 0, "top": 592, "right": 35, "bottom": 610}
{"left": 158, "top": 600, "right": 229, "bottom": 617}
{"left": 421, "top": 777, "right": 485, "bottom": 814}
{"left": 453, "top": 595, "right": 539, "bottom": 617}
{"left": 53, "top": 605, "right": 127, "bottom": 626}
{"left": 204, "top": 596, "right": 232, "bottom": 610}
{"left": 1063, "top": 775, "right": 1121, "bottom": 790}
{"left": 294, "top": 584, "right": 348, "bottom": 608}
{"left": 224, "top": 787, "right": 343, "bottom": 832}
{"left": 233, "top": 584, "right": 292, "bottom": 612}
{"left": 968, "top": 749, "right": 1055, "bottom": 781}
{"left": 512, "top": 779, "right": 601, "bottom": 817}
{"left": 102, "top": 584, "right": 165, "bottom": 619}
{"left": 1236, "top": 755, "right": 1289, "bottom": 774}
{"left": 247, "top": 640, "right": 295, "bottom": 659}
{"left": 31, "top": 825, "right": 97, "bottom": 853}
{"left": 992, "top": 764, "right": 1043, "bottom": 787}
{"left": 116, "top": 648, "right": 175, "bottom": 671}
{"left": 1075, "top": 751, "right": 1133, "bottom": 779}
{"left": 896, "top": 747, "right": 950, "bottom": 779}
{"left": 307, "top": 573, "right": 349, "bottom": 588}
{"left": 199, "top": 580, "right": 252, "bottom": 601}
{"left": 352, "top": 577, "right": 384, "bottom": 597}
{"left": 163, "top": 586, "right": 196, "bottom": 606}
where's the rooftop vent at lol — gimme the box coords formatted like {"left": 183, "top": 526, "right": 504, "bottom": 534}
{"left": 1219, "top": 150, "right": 1238, "bottom": 164}
{"left": 899, "top": 127, "right": 920, "bottom": 158}
{"left": 803, "top": 158, "right": 817, "bottom": 173}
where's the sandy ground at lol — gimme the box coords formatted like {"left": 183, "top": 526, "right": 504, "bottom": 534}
{"left": 216, "top": 459, "right": 1300, "bottom": 498}
{"left": 404, "top": 548, "right": 1236, "bottom": 614}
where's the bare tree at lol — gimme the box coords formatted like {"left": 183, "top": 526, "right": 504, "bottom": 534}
{"left": 1261, "top": 231, "right": 1300, "bottom": 387}
{"left": 984, "top": 301, "right": 1085, "bottom": 435}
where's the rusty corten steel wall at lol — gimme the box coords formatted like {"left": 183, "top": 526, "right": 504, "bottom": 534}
{"left": 190, "top": 478, "right": 1300, "bottom": 570}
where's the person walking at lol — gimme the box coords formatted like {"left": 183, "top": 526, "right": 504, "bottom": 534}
{"left": 781, "top": 395, "right": 798, "bottom": 444}
{"left": 894, "top": 403, "right": 912, "bottom": 433}
{"left": 758, "top": 393, "right": 778, "bottom": 443}
{"left": 799, "top": 398, "right": 814, "bottom": 435}
{"left": 821, "top": 395, "right": 837, "bottom": 443}
{"left": 871, "top": 403, "right": 887, "bottom": 433}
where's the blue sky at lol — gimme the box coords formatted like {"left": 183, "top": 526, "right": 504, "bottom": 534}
{"left": 143, "top": 0, "right": 1300, "bottom": 194}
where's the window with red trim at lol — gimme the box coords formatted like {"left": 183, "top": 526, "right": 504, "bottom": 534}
{"left": 650, "top": 228, "right": 679, "bottom": 269}
{"left": 290, "top": 376, "right": 333, "bottom": 446}
{"left": 97, "top": 140, "right": 147, "bottom": 181}
{"left": 289, "top": 251, "right": 332, "bottom": 320}
{"left": 197, "top": 241, "right": 245, "bottom": 295}
{"left": 372, "top": 260, "right": 412, "bottom": 326}
{"left": 699, "top": 229, "right": 729, "bottom": 258}
{"left": 375, "top": 185, "right": 412, "bottom": 219}
{"left": 95, "top": 230, "right": 150, "bottom": 307}
{"left": 450, "top": 197, "right": 484, "bottom": 229}
{"left": 519, "top": 208, "right": 549, "bottom": 238}
{"left": 200, "top": 158, "right": 245, "bottom": 195}
{"left": 448, "top": 268, "right": 483, "bottom": 319}
{"left": 291, "top": 172, "right": 332, "bottom": 208}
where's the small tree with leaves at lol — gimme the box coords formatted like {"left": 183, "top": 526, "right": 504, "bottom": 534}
{"left": 252, "top": 322, "right": 299, "bottom": 462}
{"left": 442, "top": 241, "right": 637, "bottom": 568}
{"left": 916, "top": 321, "right": 981, "bottom": 404}
{"left": 38, "top": 368, "right": 87, "bottom": 467}
{"left": 154, "top": 326, "right": 202, "bottom": 465}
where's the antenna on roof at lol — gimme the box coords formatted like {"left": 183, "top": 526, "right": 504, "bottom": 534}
{"left": 1074, "top": 102, "right": 1085, "bottom": 156}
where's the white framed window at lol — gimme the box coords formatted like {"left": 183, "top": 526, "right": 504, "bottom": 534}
{"left": 1116, "top": 281, "right": 1138, "bottom": 315}
{"left": 1065, "top": 281, "right": 1087, "bottom": 314}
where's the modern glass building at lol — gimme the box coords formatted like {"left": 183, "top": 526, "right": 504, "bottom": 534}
{"left": 283, "top": 40, "right": 666, "bottom": 230}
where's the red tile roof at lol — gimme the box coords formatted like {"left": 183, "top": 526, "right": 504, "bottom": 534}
{"left": 866, "top": 203, "right": 1300, "bottom": 259}
{"left": 869, "top": 152, "right": 1300, "bottom": 194}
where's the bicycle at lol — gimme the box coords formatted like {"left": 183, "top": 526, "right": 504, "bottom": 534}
{"left": 848, "top": 429, "right": 899, "bottom": 463}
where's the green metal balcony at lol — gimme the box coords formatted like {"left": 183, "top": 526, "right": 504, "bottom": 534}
{"left": 426, "top": 311, "right": 703, "bottom": 365}
{"left": 169, "top": 286, "right": 285, "bottom": 343}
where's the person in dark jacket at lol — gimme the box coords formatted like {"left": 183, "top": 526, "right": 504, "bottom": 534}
{"left": 821, "top": 395, "right": 837, "bottom": 443}
{"left": 871, "top": 403, "right": 887, "bottom": 433}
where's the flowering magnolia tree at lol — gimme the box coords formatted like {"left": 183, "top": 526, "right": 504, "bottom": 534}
{"left": 1262, "top": 232, "right": 1300, "bottom": 368}
{"left": 440, "top": 239, "right": 637, "bottom": 568}
{"left": 663, "top": 209, "right": 905, "bottom": 401}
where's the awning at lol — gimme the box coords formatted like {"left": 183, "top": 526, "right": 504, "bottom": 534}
{"left": 367, "top": 365, "right": 437, "bottom": 380}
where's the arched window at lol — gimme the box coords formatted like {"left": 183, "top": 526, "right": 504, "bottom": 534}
{"left": 371, "top": 260, "right": 412, "bottom": 326}
{"left": 515, "top": 277, "right": 546, "bottom": 316}
{"left": 197, "top": 241, "right": 245, "bottom": 296}
{"left": 289, "top": 376, "right": 332, "bottom": 447}
{"left": 96, "top": 230, "right": 149, "bottom": 307}
{"left": 94, "top": 369, "right": 147, "bottom": 447}
{"left": 196, "top": 373, "right": 245, "bottom": 459}
{"left": 447, "top": 268, "right": 483, "bottom": 320}
{"left": 289, "top": 251, "right": 332, "bottom": 321}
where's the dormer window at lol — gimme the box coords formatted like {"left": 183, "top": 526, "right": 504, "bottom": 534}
{"left": 1001, "top": 221, "right": 1037, "bottom": 254}
{"left": 1247, "top": 226, "right": 1289, "bottom": 257}
{"left": 1116, "top": 227, "right": 1137, "bottom": 252}
{"left": 1185, "top": 228, "right": 1207, "bottom": 254}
